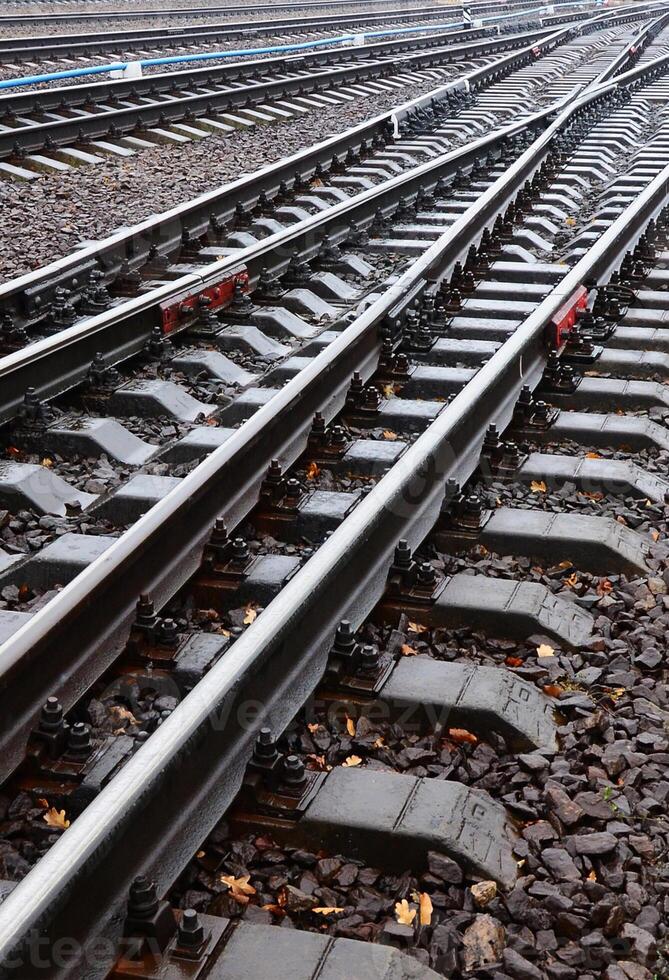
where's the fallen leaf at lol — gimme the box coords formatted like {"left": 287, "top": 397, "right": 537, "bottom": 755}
{"left": 372, "top": 736, "right": 385, "bottom": 749}
{"left": 305, "top": 461, "right": 320, "bottom": 480}
{"left": 536, "top": 643, "right": 555, "bottom": 658}
{"left": 382, "top": 430, "right": 398, "bottom": 440}
{"left": 243, "top": 604, "right": 258, "bottom": 625}
{"left": 220, "top": 874, "right": 256, "bottom": 904}
{"left": 205, "top": 417, "right": 220, "bottom": 426}
{"left": 579, "top": 490, "right": 604, "bottom": 501}
{"left": 382, "top": 383, "right": 396, "bottom": 398}
{"left": 651, "top": 529, "right": 660, "bottom": 542}
{"left": 43, "top": 808, "right": 70, "bottom": 830}
{"left": 313, "top": 907, "right": 344, "bottom": 915}
{"left": 505, "top": 656, "right": 523, "bottom": 667}
{"left": 306, "top": 754, "right": 330, "bottom": 771}
{"left": 543, "top": 684, "right": 563, "bottom": 698}
{"left": 448, "top": 728, "right": 478, "bottom": 745}
{"left": 307, "top": 722, "right": 320, "bottom": 733}
{"left": 587, "top": 870, "right": 597, "bottom": 881}
{"left": 394, "top": 899, "right": 417, "bottom": 926}
{"left": 109, "top": 705, "right": 138, "bottom": 725}
{"left": 407, "top": 621, "right": 427, "bottom": 634}
{"left": 418, "top": 892, "right": 433, "bottom": 926}
{"left": 470, "top": 880, "right": 497, "bottom": 908}
{"left": 585, "top": 452, "right": 601, "bottom": 459}
{"left": 346, "top": 716, "right": 356, "bottom": 737}
{"left": 596, "top": 578, "right": 613, "bottom": 595}
{"left": 565, "top": 216, "right": 577, "bottom": 226}
{"left": 342, "top": 755, "right": 362, "bottom": 767}
{"left": 609, "top": 688, "right": 625, "bottom": 702}
{"left": 401, "top": 643, "right": 418, "bottom": 656}
{"left": 6, "top": 446, "right": 21, "bottom": 458}
{"left": 37, "top": 798, "right": 49, "bottom": 809}
{"left": 196, "top": 850, "right": 206, "bottom": 858}
{"left": 41, "top": 457, "right": 53, "bottom": 468}
{"left": 565, "top": 572, "right": 579, "bottom": 588}
{"left": 530, "top": 480, "right": 547, "bottom": 493}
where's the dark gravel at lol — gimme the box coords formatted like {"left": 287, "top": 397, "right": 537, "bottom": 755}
{"left": 0, "top": 75, "right": 447, "bottom": 281}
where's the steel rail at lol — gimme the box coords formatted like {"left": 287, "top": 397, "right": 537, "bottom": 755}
{"left": 0, "top": 20, "right": 538, "bottom": 117}
{"left": 0, "top": 0, "right": 577, "bottom": 26}
{"left": 0, "top": 1, "right": 627, "bottom": 65}
{"left": 0, "top": 4, "right": 531, "bottom": 55}
{"left": 0, "top": 67, "right": 666, "bottom": 980}
{"left": 0, "top": 17, "right": 580, "bottom": 323}
{"left": 0, "top": 26, "right": 559, "bottom": 158}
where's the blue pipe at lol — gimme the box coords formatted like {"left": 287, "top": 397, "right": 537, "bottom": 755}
{"left": 0, "top": 0, "right": 600, "bottom": 91}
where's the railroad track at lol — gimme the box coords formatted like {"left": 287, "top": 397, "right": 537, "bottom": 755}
{"left": 0, "top": 22, "right": 598, "bottom": 169}
{"left": 0, "top": 2, "right": 668, "bottom": 979}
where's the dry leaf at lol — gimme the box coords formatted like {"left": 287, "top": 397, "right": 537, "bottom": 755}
{"left": 418, "top": 892, "right": 433, "bottom": 926}
{"left": 205, "top": 417, "right": 220, "bottom": 426}
{"left": 306, "top": 754, "right": 330, "bottom": 771}
{"left": 585, "top": 452, "right": 601, "bottom": 459}
{"left": 609, "top": 688, "right": 625, "bottom": 702}
{"left": 587, "top": 870, "right": 597, "bottom": 881}
{"left": 401, "top": 643, "right": 418, "bottom": 656}
{"left": 346, "top": 716, "right": 356, "bottom": 737}
{"left": 109, "top": 705, "right": 138, "bottom": 725}
{"left": 407, "top": 621, "right": 427, "bottom": 634}
{"left": 37, "top": 798, "right": 49, "bottom": 809}
{"left": 565, "top": 572, "right": 579, "bottom": 588}
{"left": 596, "top": 578, "right": 613, "bottom": 595}
{"left": 530, "top": 480, "right": 547, "bottom": 493}
{"left": 305, "top": 461, "right": 320, "bottom": 480}
{"left": 342, "top": 755, "right": 362, "bottom": 767}
{"left": 43, "top": 808, "right": 70, "bottom": 830}
{"left": 41, "top": 457, "right": 53, "bottom": 468}
{"left": 196, "top": 850, "right": 206, "bottom": 858}
{"left": 543, "top": 684, "right": 563, "bottom": 698}
{"left": 536, "top": 643, "right": 555, "bottom": 658}
{"left": 505, "top": 655, "right": 523, "bottom": 667}
{"left": 243, "top": 604, "right": 258, "bottom": 625}
{"left": 220, "top": 874, "right": 256, "bottom": 904}
{"left": 394, "top": 899, "right": 417, "bottom": 926}
{"left": 6, "top": 446, "right": 21, "bottom": 458}
{"left": 383, "top": 430, "right": 398, "bottom": 440}
{"left": 565, "top": 216, "right": 577, "bottom": 226}
{"left": 470, "top": 880, "right": 497, "bottom": 908}
{"left": 372, "top": 736, "right": 385, "bottom": 749}
{"left": 307, "top": 722, "right": 320, "bottom": 733}
{"left": 382, "top": 383, "right": 396, "bottom": 398}
{"left": 313, "top": 906, "right": 344, "bottom": 915}
{"left": 651, "top": 529, "right": 660, "bottom": 542}
{"left": 448, "top": 728, "right": 478, "bottom": 745}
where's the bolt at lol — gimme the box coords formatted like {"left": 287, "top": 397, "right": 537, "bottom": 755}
{"left": 67, "top": 722, "right": 92, "bottom": 757}
{"left": 332, "top": 620, "right": 356, "bottom": 656}
{"left": 417, "top": 561, "right": 437, "bottom": 587}
{"left": 281, "top": 754, "right": 306, "bottom": 786}
{"left": 155, "top": 618, "right": 179, "bottom": 647}
{"left": 39, "top": 696, "right": 64, "bottom": 734}
{"left": 253, "top": 727, "right": 279, "bottom": 763}
{"left": 358, "top": 644, "right": 380, "bottom": 672}
{"left": 231, "top": 538, "right": 250, "bottom": 562}
{"left": 177, "top": 910, "right": 204, "bottom": 949}
{"left": 393, "top": 539, "right": 413, "bottom": 570}
{"left": 128, "top": 876, "right": 159, "bottom": 918}
{"left": 135, "top": 594, "right": 155, "bottom": 628}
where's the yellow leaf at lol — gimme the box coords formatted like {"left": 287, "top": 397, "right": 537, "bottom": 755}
{"left": 382, "top": 383, "right": 396, "bottom": 398}
{"left": 407, "top": 621, "right": 427, "bottom": 634}
{"left": 585, "top": 452, "right": 600, "bottom": 459}
{"left": 401, "top": 643, "right": 418, "bottom": 656}
{"left": 530, "top": 480, "right": 547, "bottom": 493}
{"left": 565, "top": 572, "right": 579, "bottom": 588}
{"left": 313, "top": 906, "right": 344, "bottom": 915}
{"left": 342, "top": 755, "right": 362, "bottom": 767}
{"left": 243, "top": 604, "right": 258, "bottom": 625}
{"left": 651, "top": 529, "right": 660, "bottom": 542}
{"left": 307, "top": 722, "right": 320, "bottom": 733}
{"left": 419, "top": 892, "right": 433, "bottom": 926}
{"left": 565, "top": 216, "right": 577, "bottom": 226}
{"left": 536, "top": 643, "right": 555, "bottom": 658}
{"left": 609, "top": 687, "right": 625, "bottom": 702}
{"left": 41, "top": 457, "right": 53, "bottom": 468}
{"left": 448, "top": 728, "right": 478, "bottom": 745}
{"left": 220, "top": 874, "right": 256, "bottom": 904}
{"left": 305, "top": 461, "right": 320, "bottom": 481}
{"left": 346, "top": 716, "right": 356, "bottom": 737}
{"left": 587, "top": 870, "right": 597, "bottom": 881}
{"left": 43, "top": 808, "right": 70, "bottom": 830}
{"left": 394, "top": 899, "right": 417, "bottom": 926}
{"left": 372, "top": 736, "right": 385, "bottom": 749}
{"left": 383, "top": 430, "right": 398, "bottom": 440}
